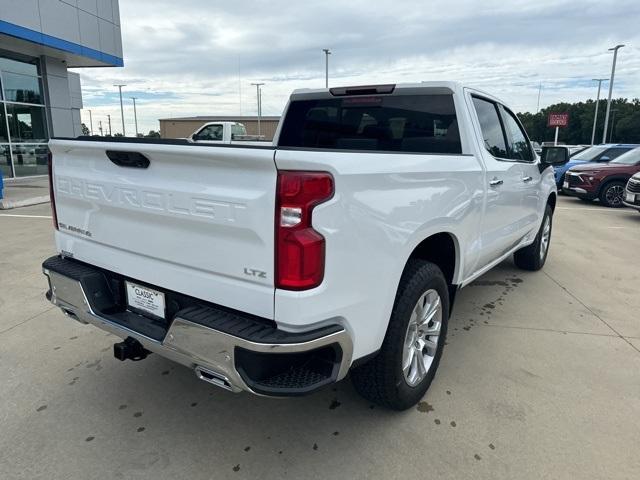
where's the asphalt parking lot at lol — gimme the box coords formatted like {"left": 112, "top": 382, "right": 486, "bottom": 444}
{"left": 1, "top": 196, "right": 639, "bottom": 480}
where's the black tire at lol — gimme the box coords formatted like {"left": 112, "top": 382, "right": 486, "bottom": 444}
{"left": 350, "top": 260, "right": 449, "bottom": 411}
{"left": 514, "top": 204, "right": 553, "bottom": 271}
{"left": 599, "top": 181, "right": 626, "bottom": 208}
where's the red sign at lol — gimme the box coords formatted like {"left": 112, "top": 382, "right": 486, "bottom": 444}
{"left": 548, "top": 113, "right": 569, "bottom": 128}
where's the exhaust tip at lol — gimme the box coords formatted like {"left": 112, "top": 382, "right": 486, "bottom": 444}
{"left": 195, "top": 366, "right": 233, "bottom": 391}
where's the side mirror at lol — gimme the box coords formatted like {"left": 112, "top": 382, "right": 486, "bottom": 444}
{"left": 541, "top": 146, "right": 569, "bottom": 166}
{"left": 600, "top": 156, "right": 610, "bottom": 162}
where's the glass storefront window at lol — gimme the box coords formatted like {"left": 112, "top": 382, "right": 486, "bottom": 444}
{"left": 5, "top": 103, "right": 48, "bottom": 143}
{"left": 0, "top": 108, "right": 8, "bottom": 142}
{"left": 0, "top": 144, "right": 12, "bottom": 178}
{"left": 1, "top": 55, "right": 49, "bottom": 177}
{"left": 2, "top": 72, "right": 42, "bottom": 103}
{"left": 10, "top": 144, "right": 48, "bottom": 177}
{"left": 0, "top": 57, "right": 39, "bottom": 77}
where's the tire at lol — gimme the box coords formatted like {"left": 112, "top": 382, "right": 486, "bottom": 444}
{"left": 514, "top": 204, "right": 552, "bottom": 271}
{"left": 350, "top": 260, "right": 449, "bottom": 410}
{"left": 599, "top": 181, "right": 626, "bottom": 208}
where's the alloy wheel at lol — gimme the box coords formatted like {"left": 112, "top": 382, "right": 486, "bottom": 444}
{"left": 402, "top": 289, "right": 442, "bottom": 387}
{"left": 605, "top": 184, "right": 624, "bottom": 206}
{"left": 540, "top": 215, "right": 551, "bottom": 261}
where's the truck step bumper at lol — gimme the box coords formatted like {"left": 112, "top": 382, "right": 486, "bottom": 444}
{"left": 42, "top": 256, "right": 353, "bottom": 397}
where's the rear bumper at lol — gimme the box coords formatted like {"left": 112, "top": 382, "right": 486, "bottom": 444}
{"left": 42, "top": 255, "right": 353, "bottom": 396}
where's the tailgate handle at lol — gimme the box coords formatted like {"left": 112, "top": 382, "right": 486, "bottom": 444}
{"left": 106, "top": 150, "right": 150, "bottom": 169}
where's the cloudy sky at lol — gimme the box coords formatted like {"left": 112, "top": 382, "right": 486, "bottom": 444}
{"left": 75, "top": 0, "right": 640, "bottom": 136}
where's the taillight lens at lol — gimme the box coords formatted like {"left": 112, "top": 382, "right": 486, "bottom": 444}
{"left": 276, "top": 171, "right": 334, "bottom": 290}
{"left": 47, "top": 152, "right": 58, "bottom": 230}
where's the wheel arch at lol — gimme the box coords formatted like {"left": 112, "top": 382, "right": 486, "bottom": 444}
{"left": 547, "top": 191, "right": 557, "bottom": 212}
{"left": 596, "top": 175, "right": 630, "bottom": 196}
{"left": 403, "top": 231, "right": 461, "bottom": 312}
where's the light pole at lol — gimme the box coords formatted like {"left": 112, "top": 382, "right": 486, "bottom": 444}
{"left": 251, "top": 82, "right": 264, "bottom": 137}
{"left": 602, "top": 45, "right": 624, "bottom": 144}
{"left": 536, "top": 82, "right": 542, "bottom": 113}
{"left": 131, "top": 97, "right": 139, "bottom": 137}
{"left": 107, "top": 114, "right": 112, "bottom": 136}
{"left": 87, "top": 109, "right": 93, "bottom": 135}
{"left": 323, "top": 49, "right": 331, "bottom": 88}
{"left": 590, "top": 78, "right": 607, "bottom": 146}
{"left": 98, "top": 120, "right": 103, "bottom": 136}
{"left": 114, "top": 84, "right": 127, "bottom": 136}
{"left": 609, "top": 109, "right": 619, "bottom": 143}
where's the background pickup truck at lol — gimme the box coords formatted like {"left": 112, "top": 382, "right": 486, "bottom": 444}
{"left": 186, "top": 121, "right": 265, "bottom": 143}
{"left": 43, "top": 82, "right": 568, "bottom": 410}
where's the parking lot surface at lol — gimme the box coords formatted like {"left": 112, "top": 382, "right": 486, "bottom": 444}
{"left": 1, "top": 197, "right": 639, "bottom": 480}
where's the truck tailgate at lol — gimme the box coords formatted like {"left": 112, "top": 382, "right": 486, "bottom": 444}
{"left": 49, "top": 140, "right": 277, "bottom": 319}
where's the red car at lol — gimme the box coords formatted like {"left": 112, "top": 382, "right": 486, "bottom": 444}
{"left": 563, "top": 147, "right": 640, "bottom": 207}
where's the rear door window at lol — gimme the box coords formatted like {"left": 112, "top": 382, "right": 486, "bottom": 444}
{"left": 278, "top": 94, "right": 461, "bottom": 154}
{"left": 471, "top": 96, "right": 508, "bottom": 158}
{"left": 499, "top": 106, "right": 534, "bottom": 162}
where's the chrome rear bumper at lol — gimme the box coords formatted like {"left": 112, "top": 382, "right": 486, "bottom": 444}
{"left": 43, "top": 258, "right": 352, "bottom": 396}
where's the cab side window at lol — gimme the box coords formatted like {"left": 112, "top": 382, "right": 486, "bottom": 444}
{"left": 195, "top": 124, "right": 223, "bottom": 141}
{"left": 472, "top": 96, "right": 508, "bottom": 158}
{"left": 500, "top": 106, "right": 534, "bottom": 162}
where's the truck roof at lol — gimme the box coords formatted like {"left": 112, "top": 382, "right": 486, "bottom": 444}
{"left": 290, "top": 81, "right": 506, "bottom": 105}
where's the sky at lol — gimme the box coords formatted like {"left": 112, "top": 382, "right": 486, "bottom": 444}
{"left": 74, "top": 0, "right": 640, "bottom": 136}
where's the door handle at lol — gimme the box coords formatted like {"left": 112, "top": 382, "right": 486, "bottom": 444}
{"left": 489, "top": 178, "right": 503, "bottom": 187}
{"left": 522, "top": 176, "right": 533, "bottom": 183}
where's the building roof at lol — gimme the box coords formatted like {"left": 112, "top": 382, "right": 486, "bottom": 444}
{"left": 159, "top": 116, "right": 281, "bottom": 122}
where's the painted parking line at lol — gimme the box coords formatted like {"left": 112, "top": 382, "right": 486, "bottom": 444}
{"left": 557, "top": 207, "right": 634, "bottom": 213}
{"left": 0, "top": 214, "right": 53, "bottom": 219}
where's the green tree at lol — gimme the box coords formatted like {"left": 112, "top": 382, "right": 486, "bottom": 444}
{"left": 518, "top": 98, "right": 640, "bottom": 145}
{"left": 145, "top": 130, "right": 161, "bottom": 138}
{"left": 81, "top": 123, "right": 90, "bottom": 136}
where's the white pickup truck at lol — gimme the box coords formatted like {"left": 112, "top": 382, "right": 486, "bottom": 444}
{"left": 187, "top": 121, "right": 264, "bottom": 143}
{"left": 43, "top": 82, "right": 568, "bottom": 410}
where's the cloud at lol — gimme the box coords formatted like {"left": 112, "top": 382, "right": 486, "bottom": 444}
{"left": 73, "top": 0, "right": 640, "bottom": 135}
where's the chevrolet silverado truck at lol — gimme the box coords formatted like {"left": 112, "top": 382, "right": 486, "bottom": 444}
{"left": 43, "top": 82, "right": 568, "bottom": 410}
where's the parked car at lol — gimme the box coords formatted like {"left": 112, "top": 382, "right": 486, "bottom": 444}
{"left": 553, "top": 144, "right": 638, "bottom": 190}
{"left": 623, "top": 172, "right": 640, "bottom": 212}
{"left": 43, "top": 82, "right": 568, "bottom": 410}
{"left": 563, "top": 147, "right": 640, "bottom": 207}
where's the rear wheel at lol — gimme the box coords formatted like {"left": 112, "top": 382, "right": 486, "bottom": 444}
{"left": 514, "top": 205, "right": 552, "bottom": 271}
{"left": 350, "top": 260, "right": 449, "bottom": 410}
{"left": 599, "top": 181, "right": 626, "bottom": 208}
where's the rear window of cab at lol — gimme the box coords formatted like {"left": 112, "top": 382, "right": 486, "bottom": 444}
{"left": 278, "top": 94, "right": 462, "bottom": 154}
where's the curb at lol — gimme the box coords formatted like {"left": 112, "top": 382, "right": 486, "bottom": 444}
{"left": 0, "top": 196, "right": 50, "bottom": 210}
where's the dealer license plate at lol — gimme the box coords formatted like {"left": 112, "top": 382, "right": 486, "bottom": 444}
{"left": 563, "top": 181, "right": 569, "bottom": 189}
{"left": 126, "top": 281, "right": 165, "bottom": 319}
{"left": 625, "top": 192, "right": 635, "bottom": 203}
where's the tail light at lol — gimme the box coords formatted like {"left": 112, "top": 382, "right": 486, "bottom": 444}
{"left": 47, "top": 152, "right": 58, "bottom": 230}
{"left": 276, "top": 171, "right": 334, "bottom": 290}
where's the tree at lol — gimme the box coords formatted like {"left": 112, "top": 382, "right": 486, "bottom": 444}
{"left": 81, "top": 123, "right": 90, "bottom": 136}
{"left": 145, "top": 130, "right": 161, "bottom": 138}
{"left": 518, "top": 98, "right": 640, "bottom": 145}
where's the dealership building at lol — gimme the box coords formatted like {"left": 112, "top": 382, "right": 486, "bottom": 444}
{"left": 160, "top": 116, "right": 282, "bottom": 141}
{"left": 0, "top": 0, "right": 123, "bottom": 178}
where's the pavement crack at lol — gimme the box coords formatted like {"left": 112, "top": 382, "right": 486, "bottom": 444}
{"left": 543, "top": 271, "right": 640, "bottom": 354}
{"left": 0, "top": 305, "right": 56, "bottom": 336}
{"left": 480, "top": 323, "right": 619, "bottom": 338}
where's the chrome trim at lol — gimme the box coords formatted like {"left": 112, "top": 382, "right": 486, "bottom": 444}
{"left": 42, "top": 269, "right": 354, "bottom": 395}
